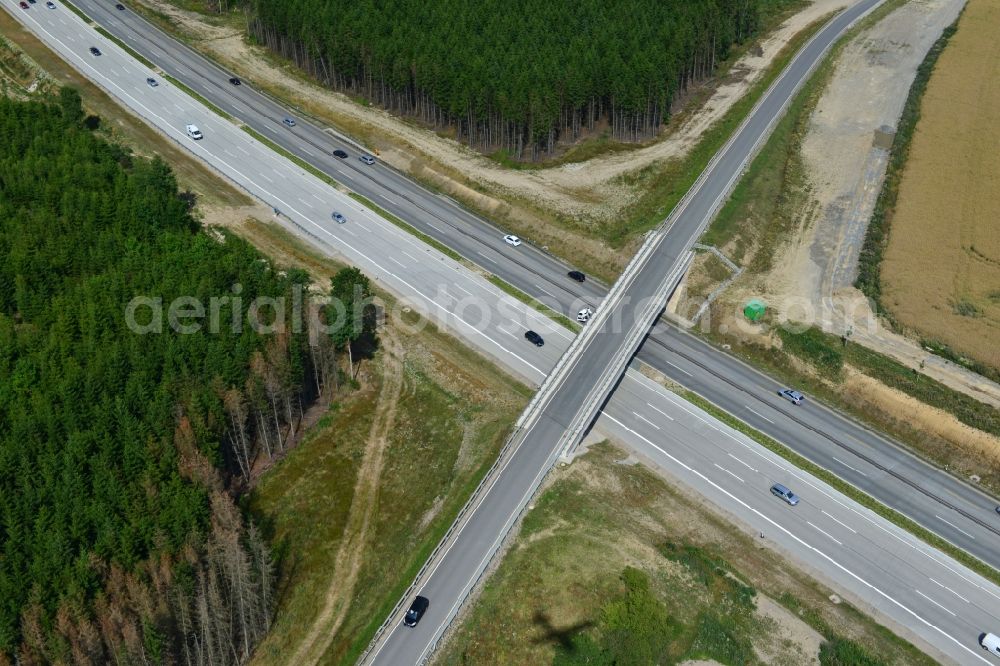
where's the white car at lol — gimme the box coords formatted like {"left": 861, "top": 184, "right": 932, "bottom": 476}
{"left": 185, "top": 124, "right": 203, "bottom": 140}
{"left": 503, "top": 234, "right": 521, "bottom": 247}
{"left": 577, "top": 308, "right": 594, "bottom": 323}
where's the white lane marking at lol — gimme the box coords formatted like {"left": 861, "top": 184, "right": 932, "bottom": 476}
{"left": 301, "top": 146, "right": 315, "bottom": 157}
{"left": 236, "top": 145, "right": 249, "bottom": 156}
{"left": 743, "top": 405, "right": 774, "bottom": 424}
{"left": 535, "top": 284, "right": 557, "bottom": 301}
{"left": 807, "top": 521, "right": 842, "bottom": 546}
{"left": 914, "top": 590, "right": 956, "bottom": 617}
{"left": 379, "top": 193, "right": 398, "bottom": 206}
{"left": 476, "top": 251, "right": 497, "bottom": 265}
{"left": 727, "top": 453, "right": 757, "bottom": 473}
{"left": 259, "top": 173, "right": 273, "bottom": 183}
{"left": 821, "top": 510, "right": 857, "bottom": 534}
{"left": 340, "top": 226, "right": 356, "bottom": 237}
{"left": 929, "top": 578, "right": 971, "bottom": 604}
{"left": 666, "top": 360, "right": 693, "bottom": 377}
{"left": 401, "top": 250, "right": 419, "bottom": 262}
{"left": 714, "top": 464, "right": 744, "bottom": 484}
{"left": 312, "top": 193, "right": 325, "bottom": 203}
{"left": 427, "top": 222, "right": 444, "bottom": 233}
{"left": 174, "top": 104, "right": 183, "bottom": 112}
{"left": 831, "top": 456, "right": 868, "bottom": 477}
{"left": 935, "top": 515, "right": 975, "bottom": 540}
{"left": 388, "top": 257, "right": 406, "bottom": 268}
{"left": 297, "top": 197, "right": 310, "bottom": 206}
{"left": 453, "top": 284, "right": 473, "bottom": 297}
{"left": 600, "top": 413, "right": 989, "bottom": 665}
{"left": 645, "top": 402, "right": 675, "bottom": 421}
{"left": 264, "top": 125, "right": 278, "bottom": 134}
{"left": 632, "top": 412, "right": 660, "bottom": 430}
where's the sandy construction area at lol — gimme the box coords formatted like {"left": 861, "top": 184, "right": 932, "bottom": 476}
{"left": 756, "top": 0, "right": 1000, "bottom": 405}
{"left": 880, "top": 0, "right": 1000, "bottom": 371}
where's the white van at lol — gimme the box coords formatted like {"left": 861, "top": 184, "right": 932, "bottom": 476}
{"left": 982, "top": 632, "right": 1000, "bottom": 657}
{"left": 185, "top": 124, "right": 203, "bottom": 140}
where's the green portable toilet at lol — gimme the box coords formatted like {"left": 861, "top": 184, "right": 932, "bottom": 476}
{"left": 744, "top": 299, "right": 766, "bottom": 322}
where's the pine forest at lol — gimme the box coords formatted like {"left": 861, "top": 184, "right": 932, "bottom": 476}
{"left": 248, "top": 0, "right": 788, "bottom": 158}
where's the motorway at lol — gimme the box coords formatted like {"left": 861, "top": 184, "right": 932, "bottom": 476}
{"left": 8, "top": 2, "right": 1000, "bottom": 664}
{"left": 60, "top": 0, "right": 1000, "bottom": 570}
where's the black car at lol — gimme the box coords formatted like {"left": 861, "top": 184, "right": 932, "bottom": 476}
{"left": 89, "top": 47, "right": 101, "bottom": 56}
{"left": 115, "top": 3, "right": 125, "bottom": 9}
{"left": 567, "top": 270, "right": 586, "bottom": 283}
{"left": 525, "top": 330, "right": 544, "bottom": 347}
{"left": 403, "top": 596, "right": 429, "bottom": 627}
{"left": 333, "top": 149, "right": 348, "bottom": 159}
{"left": 228, "top": 77, "right": 241, "bottom": 85}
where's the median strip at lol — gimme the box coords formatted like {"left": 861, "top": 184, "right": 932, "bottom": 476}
{"left": 680, "top": 389, "right": 1000, "bottom": 589}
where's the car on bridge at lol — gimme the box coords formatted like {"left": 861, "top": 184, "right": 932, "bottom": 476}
{"left": 503, "top": 234, "right": 521, "bottom": 247}
{"left": 577, "top": 308, "right": 594, "bottom": 323}
{"left": 359, "top": 154, "right": 376, "bottom": 165}
{"left": 525, "top": 330, "right": 544, "bottom": 347}
{"left": 333, "top": 149, "right": 348, "bottom": 159}
{"left": 145, "top": 77, "right": 158, "bottom": 88}
{"left": 185, "top": 124, "right": 203, "bottom": 140}
{"left": 403, "top": 596, "right": 429, "bottom": 627}
{"left": 981, "top": 632, "right": 1000, "bottom": 656}
{"left": 228, "top": 77, "right": 241, "bottom": 86}
{"left": 282, "top": 117, "right": 296, "bottom": 127}
{"left": 332, "top": 212, "right": 346, "bottom": 224}
{"left": 567, "top": 270, "right": 586, "bottom": 283}
{"left": 89, "top": 47, "right": 101, "bottom": 56}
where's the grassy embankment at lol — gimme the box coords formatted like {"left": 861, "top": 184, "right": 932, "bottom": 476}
{"left": 236, "top": 220, "right": 530, "bottom": 666}
{"left": 441, "top": 443, "right": 932, "bottom": 666}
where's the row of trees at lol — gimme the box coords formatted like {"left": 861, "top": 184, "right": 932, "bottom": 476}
{"left": 0, "top": 91, "right": 377, "bottom": 663}
{"left": 247, "top": 0, "right": 782, "bottom": 158}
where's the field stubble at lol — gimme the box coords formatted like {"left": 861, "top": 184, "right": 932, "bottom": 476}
{"left": 881, "top": 0, "right": 1000, "bottom": 372}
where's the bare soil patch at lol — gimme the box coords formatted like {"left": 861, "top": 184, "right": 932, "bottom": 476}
{"left": 881, "top": 0, "right": 1000, "bottom": 371}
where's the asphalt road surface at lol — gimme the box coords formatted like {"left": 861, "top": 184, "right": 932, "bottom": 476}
{"left": 10, "top": 2, "right": 1000, "bottom": 664}
{"left": 57, "top": 0, "right": 1000, "bottom": 569}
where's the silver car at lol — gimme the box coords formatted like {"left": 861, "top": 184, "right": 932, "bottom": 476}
{"left": 770, "top": 483, "right": 799, "bottom": 506}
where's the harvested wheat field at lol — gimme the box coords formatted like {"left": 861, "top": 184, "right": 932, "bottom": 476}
{"left": 881, "top": 0, "right": 1000, "bottom": 371}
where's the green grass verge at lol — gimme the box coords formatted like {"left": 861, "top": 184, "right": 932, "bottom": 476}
{"left": 717, "top": 322, "right": 1000, "bottom": 490}
{"left": 94, "top": 26, "right": 156, "bottom": 70}
{"left": 680, "top": 389, "right": 1000, "bottom": 589}
{"left": 61, "top": 0, "right": 93, "bottom": 25}
{"left": 241, "top": 124, "right": 340, "bottom": 188}
{"left": 163, "top": 73, "right": 232, "bottom": 120}
{"left": 346, "top": 192, "right": 463, "bottom": 263}
{"left": 487, "top": 276, "right": 580, "bottom": 332}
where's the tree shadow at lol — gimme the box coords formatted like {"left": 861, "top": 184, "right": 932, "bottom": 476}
{"left": 83, "top": 114, "right": 101, "bottom": 131}
{"left": 531, "top": 609, "right": 593, "bottom": 650}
